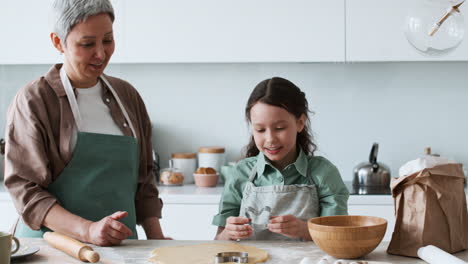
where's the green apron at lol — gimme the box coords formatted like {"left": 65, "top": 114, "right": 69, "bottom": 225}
{"left": 16, "top": 67, "right": 139, "bottom": 239}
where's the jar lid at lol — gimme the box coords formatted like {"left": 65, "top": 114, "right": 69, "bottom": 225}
{"left": 171, "top": 152, "right": 196, "bottom": 159}
{"left": 198, "top": 146, "right": 225, "bottom": 153}
{"left": 160, "top": 167, "right": 180, "bottom": 172}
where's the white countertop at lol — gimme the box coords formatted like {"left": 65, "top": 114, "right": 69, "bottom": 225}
{"left": 156, "top": 184, "right": 396, "bottom": 205}
{"left": 2, "top": 183, "right": 467, "bottom": 205}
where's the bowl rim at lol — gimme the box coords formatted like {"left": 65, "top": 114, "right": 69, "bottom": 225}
{"left": 193, "top": 173, "right": 219, "bottom": 177}
{"left": 308, "top": 215, "right": 387, "bottom": 229}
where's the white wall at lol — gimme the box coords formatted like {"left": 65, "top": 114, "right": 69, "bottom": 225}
{"left": 1, "top": 62, "right": 467, "bottom": 181}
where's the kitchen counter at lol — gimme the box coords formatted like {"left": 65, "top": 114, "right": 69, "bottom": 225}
{"left": 156, "top": 182, "right": 396, "bottom": 205}
{"left": 155, "top": 180, "right": 468, "bottom": 205}
{"left": 11, "top": 238, "right": 468, "bottom": 263}
{"left": 1, "top": 183, "right": 395, "bottom": 205}
{"left": 2, "top": 182, "right": 468, "bottom": 205}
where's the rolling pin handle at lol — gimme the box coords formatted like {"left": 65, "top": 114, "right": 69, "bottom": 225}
{"left": 82, "top": 248, "right": 100, "bottom": 263}
{"left": 44, "top": 231, "right": 101, "bottom": 263}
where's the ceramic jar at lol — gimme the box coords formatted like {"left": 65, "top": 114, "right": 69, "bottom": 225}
{"left": 171, "top": 152, "right": 197, "bottom": 184}
{"left": 198, "top": 146, "right": 225, "bottom": 178}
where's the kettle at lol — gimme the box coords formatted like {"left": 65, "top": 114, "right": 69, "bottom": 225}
{"left": 353, "top": 143, "right": 391, "bottom": 194}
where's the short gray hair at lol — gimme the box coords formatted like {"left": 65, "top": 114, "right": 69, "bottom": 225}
{"left": 52, "top": 0, "right": 115, "bottom": 45}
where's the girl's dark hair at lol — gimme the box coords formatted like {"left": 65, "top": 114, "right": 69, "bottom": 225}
{"left": 244, "top": 77, "right": 316, "bottom": 158}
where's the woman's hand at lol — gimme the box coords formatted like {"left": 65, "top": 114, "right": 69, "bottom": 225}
{"left": 217, "top": 216, "right": 253, "bottom": 240}
{"left": 85, "top": 211, "right": 134, "bottom": 246}
{"left": 268, "top": 215, "right": 311, "bottom": 241}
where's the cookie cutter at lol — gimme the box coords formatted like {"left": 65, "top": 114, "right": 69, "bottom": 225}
{"left": 214, "top": 252, "right": 249, "bottom": 263}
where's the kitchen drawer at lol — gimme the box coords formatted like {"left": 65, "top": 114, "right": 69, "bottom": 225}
{"left": 0, "top": 200, "right": 19, "bottom": 232}
{"left": 348, "top": 205, "right": 395, "bottom": 242}
{"left": 160, "top": 204, "right": 219, "bottom": 240}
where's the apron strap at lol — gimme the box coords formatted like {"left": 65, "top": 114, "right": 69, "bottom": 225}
{"left": 248, "top": 160, "right": 258, "bottom": 182}
{"left": 100, "top": 76, "right": 137, "bottom": 138}
{"left": 305, "top": 161, "right": 313, "bottom": 185}
{"left": 60, "top": 67, "right": 83, "bottom": 131}
{"left": 60, "top": 66, "right": 137, "bottom": 138}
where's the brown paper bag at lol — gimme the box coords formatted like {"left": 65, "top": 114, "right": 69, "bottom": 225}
{"left": 387, "top": 163, "right": 468, "bottom": 257}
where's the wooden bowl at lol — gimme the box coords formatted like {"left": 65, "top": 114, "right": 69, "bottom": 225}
{"left": 308, "top": 215, "right": 387, "bottom": 259}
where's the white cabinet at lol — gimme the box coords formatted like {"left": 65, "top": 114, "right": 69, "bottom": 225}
{"left": 346, "top": 0, "right": 468, "bottom": 61}
{"left": 0, "top": 200, "right": 19, "bottom": 232}
{"left": 0, "top": 0, "right": 344, "bottom": 64}
{"left": 159, "top": 204, "right": 219, "bottom": 240}
{"left": 158, "top": 203, "right": 397, "bottom": 241}
{"left": 117, "top": 0, "right": 345, "bottom": 63}
{"left": 0, "top": 0, "right": 125, "bottom": 64}
{"left": 157, "top": 204, "right": 396, "bottom": 241}
{"left": 348, "top": 205, "right": 395, "bottom": 242}
{"left": 0, "top": 0, "right": 59, "bottom": 64}
{"left": 5, "top": 0, "right": 468, "bottom": 63}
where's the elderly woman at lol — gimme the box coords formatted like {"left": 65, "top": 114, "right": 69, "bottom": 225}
{"left": 4, "top": 0, "right": 167, "bottom": 245}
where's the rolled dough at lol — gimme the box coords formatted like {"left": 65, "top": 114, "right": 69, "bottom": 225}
{"left": 149, "top": 243, "right": 269, "bottom": 264}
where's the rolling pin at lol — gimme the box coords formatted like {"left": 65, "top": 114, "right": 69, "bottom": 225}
{"left": 43, "top": 232, "right": 100, "bottom": 263}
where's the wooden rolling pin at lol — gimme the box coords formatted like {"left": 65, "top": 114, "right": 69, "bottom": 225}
{"left": 43, "top": 232, "right": 100, "bottom": 263}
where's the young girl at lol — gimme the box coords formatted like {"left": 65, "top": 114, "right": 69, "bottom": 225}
{"left": 213, "top": 77, "right": 349, "bottom": 241}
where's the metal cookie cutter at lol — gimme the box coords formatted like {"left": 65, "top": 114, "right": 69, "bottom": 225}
{"left": 214, "top": 252, "right": 249, "bottom": 263}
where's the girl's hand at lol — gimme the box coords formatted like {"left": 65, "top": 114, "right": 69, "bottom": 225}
{"left": 268, "top": 215, "right": 311, "bottom": 241}
{"left": 220, "top": 216, "right": 253, "bottom": 240}
{"left": 85, "top": 211, "right": 134, "bottom": 246}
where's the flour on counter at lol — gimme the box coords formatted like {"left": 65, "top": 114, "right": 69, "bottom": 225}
{"left": 315, "top": 255, "right": 393, "bottom": 264}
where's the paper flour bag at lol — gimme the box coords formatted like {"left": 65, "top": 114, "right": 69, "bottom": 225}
{"left": 387, "top": 163, "right": 468, "bottom": 257}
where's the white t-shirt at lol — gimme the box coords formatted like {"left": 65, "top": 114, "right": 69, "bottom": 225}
{"left": 70, "top": 80, "right": 124, "bottom": 150}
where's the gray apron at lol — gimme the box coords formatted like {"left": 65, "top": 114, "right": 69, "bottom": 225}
{"left": 15, "top": 67, "right": 139, "bottom": 238}
{"left": 239, "top": 160, "right": 320, "bottom": 240}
